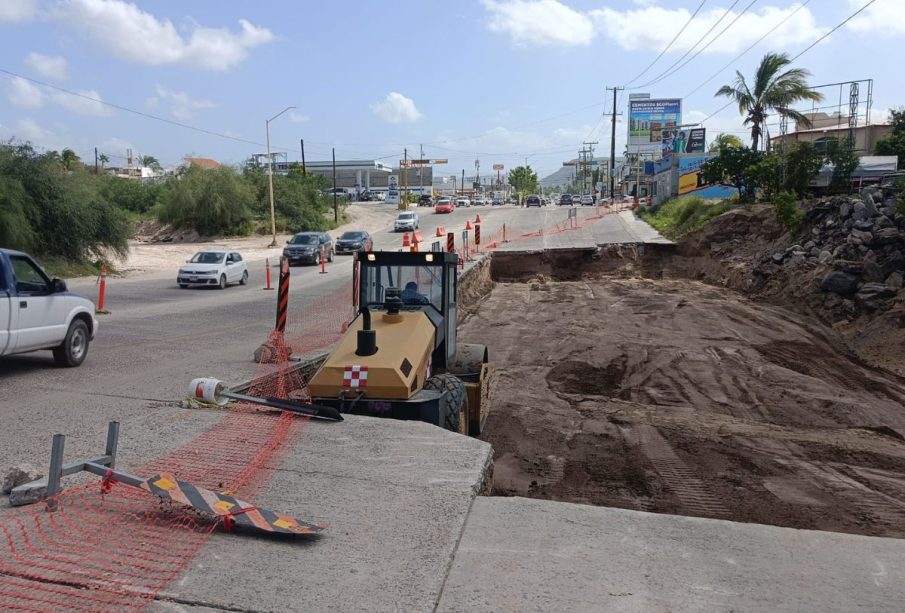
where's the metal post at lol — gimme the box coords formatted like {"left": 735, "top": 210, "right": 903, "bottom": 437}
{"left": 45, "top": 434, "right": 65, "bottom": 511}
{"left": 332, "top": 148, "right": 338, "bottom": 223}
{"left": 105, "top": 421, "right": 120, "bottom": 469}
{"left": 266, "top": 119, "right": 277, "bottom": 247}
{"left": 301, "top": 139, "right": 307, "bottom": 176}
{"left": 608, "top": 86, "right": 622, "bottom": 200}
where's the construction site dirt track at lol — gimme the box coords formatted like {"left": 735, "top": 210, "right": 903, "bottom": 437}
{"left": 460, "top": 276, "right": 905, "bottom": 538}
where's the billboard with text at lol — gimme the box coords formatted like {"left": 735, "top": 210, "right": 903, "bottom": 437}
{"left": 629, "top": 98, "right": 682, "bottom": 147}
{"left": 677, "top": 154, "right": 735, "bottom": 199}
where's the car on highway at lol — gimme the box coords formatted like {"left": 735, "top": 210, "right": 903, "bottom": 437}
{"left": 526, "top": 195, "right": 542, "bottom": 207}
{"left": 455, "top": 197, "right": 470, "bottom": 208}
{"left": 0, "top": 248, "right": 98, "bottom": 367}
{"left": 178, "top": 250, "right": 248, "bottom": 289}
{"left": 283, "top": 233, "right": 334, "bottom": 265}
{"left": 394, "top": 211, "right": 420, "bottom": 232}
{"left": 334, "top": 231, "right": 372, "bottom": 254}
{"left": 418, "top": 194, "right": 433, "bottom": 207}
{"left": 559, "top": 194, "right": 573, "bottom": 206}
{"left": 473, "top": 197, "right": 487, "bottom": 206}
{"left": 580, "top": 194, "right": 595, "bottom": 206}
{"left": 435, "top": 198, "right": 455, "bottom": 214}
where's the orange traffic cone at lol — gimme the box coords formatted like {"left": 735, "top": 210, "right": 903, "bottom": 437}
{"left": 465, "top": 220, "right": 473, "bottom": 230}
{"left": 402, "top": 232, "right": 411, "bottom": 247}
{"left": 475, "top": 213, "right": 481, "bottom": 224}
{"left": 435, "top": 226, "right": 444, "bottom": 237}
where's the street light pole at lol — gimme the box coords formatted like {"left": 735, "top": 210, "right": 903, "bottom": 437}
{"left": 266, "top": 105, "right": 296, "bottom": 247}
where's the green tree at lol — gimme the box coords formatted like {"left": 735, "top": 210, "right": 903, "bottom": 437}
{"left": 100, "top": 176, "right": 165, "bottom": 214}
{"left": 825, "top": 137, "right": 859, "bottom": 193}
{"left": 508, "top": 165, "right": 538, "bottom": 203}
{"left": 0, "top": 175, "right": 35, "bottom": 251}
{"left": 715, "top": 52, "right": 823, "bottom": 151}
{"left": 708, "top": 133, "right": 744, "bottom": 152}
{"left": 700, "top": 145, "right": 763, "bottom": 202}
{"left": 158, "top": 166, "right": 254, "bottom": 235}
{"left": 139, "top": 154, "right": 161, "bottom": 170}
{"left": 98, "top": 153, "right": 109, "bottom": 169}
{"left": 61, "top": 148, "right": 81, "bottom": 171}
{"left": 875, "top": 108, "right": 905, "bottom": 168}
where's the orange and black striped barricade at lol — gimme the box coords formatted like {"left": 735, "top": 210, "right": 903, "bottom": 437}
{"left": 276, "top": 256, "right": 290, "bottom": 334}
{"left": 447, "top": 231, "right": 455, "bottom": 253}
{"left": 474, "top": 223, "right": 481, "bottom": 251}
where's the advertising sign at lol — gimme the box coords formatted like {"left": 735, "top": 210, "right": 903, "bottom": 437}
{"left": 388, "top": 175, "right": 398, "bottom": 190}
{"left": 661, "top": 126, "right": 706, "bottom": 159}
{"left": 629, "top": 98, "right": 682, "bottom": 146}
{"left": 677, "top": 155, "right": 735, "bottom": 199}
{"left": 493, "top": 163, "right": 504, "bottom": 171}
{"left": 687, "top": 128, "right": 706, "bottom": 153}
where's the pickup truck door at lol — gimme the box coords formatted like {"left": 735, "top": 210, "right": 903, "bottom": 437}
{"left": 8, "top": 254, "right": 69, "bottom": 351}
{"left": 0, "top": 288, "right": 13, "bottom": 355}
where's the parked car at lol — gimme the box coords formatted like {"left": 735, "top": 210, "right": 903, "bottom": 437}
{"left": 418, "top": 194, "right": 433, "bottom": 207}
{"left": 178, "top": 250, "right": 248, "bottom": 289}
{"left": 283, "top": 232, "right": 334, "bottom": 265}
{"left": 325, "top": 188, "right": 353, "bottom": 201}
{"left": 435, "top": 198, "right": 455, "bottom": 214}
{"left": 473, "top": 197, "right": 487, "bottom": 206}
{"left": 394, "top": 211, "right": 419, "bottom": 232}
{"left": 491, "top": 197, "right": 504, "bottom": 206}
{"left": 334, "top": 231, "right": 372, "bottom": 254}
{"left": 0, "top": 248, "right": 98, "bottom": 367}
{"left": 526, "top": 195, "right": 542, "bottom": 207}
{"left": 455, "top": 197, "right": 471, "bottom": 208}
{"left": 580, "top": 194, "right": 595, "bottom": 206}
{"left": 559, "top": 194, "right": 573, "bottom": 206}
{"left": 359, "top": 190, "right": 374, "bottom": 202}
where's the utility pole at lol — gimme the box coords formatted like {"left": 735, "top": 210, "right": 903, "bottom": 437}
{"left": 461, "top": 169, "right": 465, "bottom": 196}
{"left": 94, "top": 147, "right": 98, "bottom": 175}
{"left": 332, "top": 147, "right": 338, "bottom": 223}
{"left": 419, "top": 144, "right": 423, "bottom": 197}
{"left": 583, "top": 141, "right": 597, "bottom": 197}
{"left": 402, "top": 148, "right": 409, "bottom": 210}
{"left": 300, "top": 139, "right": 307, "bottom": 176}
{"left": 265, "top": 105, "right": 295, "bottom": 246}
{"left": 606, "top": 86, "right": 623, "bottom": 199}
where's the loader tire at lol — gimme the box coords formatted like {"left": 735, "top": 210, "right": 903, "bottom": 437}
{"left": 423, "top": 373, "right": 465, "bottom": 433}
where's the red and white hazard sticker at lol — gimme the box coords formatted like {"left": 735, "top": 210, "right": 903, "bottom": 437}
{"left": 343, "top": 365, "right": 368, "bottom": 388}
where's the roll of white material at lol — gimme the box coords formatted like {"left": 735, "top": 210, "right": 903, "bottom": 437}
{"left": 188, "top": 377, "right": 228, "bottom": 406}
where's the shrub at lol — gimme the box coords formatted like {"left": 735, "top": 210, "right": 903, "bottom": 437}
{"left": 158, "top": 166, "right": 254, "bottom": 236}
{"left": 772, "top": 191, "right": 803, "bottom": 234}
{"left": 640, "top": 196, "right": 735, "bottom": 239}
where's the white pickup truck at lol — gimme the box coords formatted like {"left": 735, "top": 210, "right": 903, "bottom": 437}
{"left": 0, "top": 248, "right": 98, "bottom": 367}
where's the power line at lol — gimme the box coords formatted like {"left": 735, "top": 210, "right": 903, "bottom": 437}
{"left": 632, "top": 0, "right": 756, "bottom": 91}
{"left": 696, "top": 0, "right": 874, "bottom": 126}
{"left": 621, "top": 0, "right": 709, "bottom": 88}
{"left": 683, "top": 0, "right": 813, "bottom": 99}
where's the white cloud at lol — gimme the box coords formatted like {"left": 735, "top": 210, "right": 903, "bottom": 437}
{"left": 3, "top": 118, "right": 54, "bottom": 145}
{"left": 590, "top": 4, "right": 826, "bottom": 53}
{"left": 100, "top": 136, "right": 133, "bottom": 155}
{"left": 154, "top": 87, "right": 215, "bottom": 120}
{"left": 847, "top": 0, "right": 905, "bottom": 36}
{"left": 371, "top": 92, "right": 423, "bottom": 124}
{"left": 0, "top": 0, "right": 37, "bottom": 22}
{"left": 288, "top": 111, "right": 310, "bottom": 123}
{"left": 54, "top": 0, "right": 275, "bottom": 71}
{"left": 6, "top": 76, "right": 45, "bottom": 108}
{"left": 483, "top": 0, "right": 594, "bottom": 47}
{"left": 52, "top": 89, "right": 112, "bottom": 116}
{"left": 25, "top": 52, "right": 68, "bottom": 80}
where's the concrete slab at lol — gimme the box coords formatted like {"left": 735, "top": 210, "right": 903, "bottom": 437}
{"left": 157, "top": 415, "right": 492, "bottom": 612}
{"left": 497, "top": 209, "right": 671, "bottom": 252}
{"left": 436, "top": 497, "right": 905, "bottom": 613}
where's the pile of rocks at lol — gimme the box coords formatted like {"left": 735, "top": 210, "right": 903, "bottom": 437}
{"left": 763, "top": 184, "right": 904, "bottom": 313}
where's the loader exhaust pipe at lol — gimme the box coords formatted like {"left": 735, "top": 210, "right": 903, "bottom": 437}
{"left": 356, "top": 307, "right": 377, "bottom": 356}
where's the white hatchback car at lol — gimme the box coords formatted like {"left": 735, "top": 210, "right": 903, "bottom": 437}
{"left": 178, "top": 250, "right": 248, "bottom": 289}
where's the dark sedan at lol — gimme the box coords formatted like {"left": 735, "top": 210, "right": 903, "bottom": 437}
{"left": 334, "top": 231, "right": 373, "bottom": 254}
{"left": 283, "top": 232, "right": 334, "bottom": 265}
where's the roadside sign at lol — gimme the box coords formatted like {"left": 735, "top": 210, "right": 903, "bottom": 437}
{"left": 493, "top": 164, "right": 504, "bottom": 171}
{"left": 388, "top": 175, "right": 398, "bottom": 189}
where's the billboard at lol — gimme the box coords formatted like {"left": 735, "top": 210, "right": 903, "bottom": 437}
{"left": 629, "top": 98, "right": 681, "bottom": 146}
{"left": 677, "top": 155, "right": 736, "bottom": 199}
{"left": 493, "top": 163, "right": 504, "bottom": 171}
{"left": 660, "top": 127, "right": 707, "bottom": 159}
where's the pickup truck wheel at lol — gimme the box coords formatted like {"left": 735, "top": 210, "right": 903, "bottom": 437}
{"left": 218, "top": 274, "right": 227, "bottom": 289}
{"left": 53, "top": 319, "right": 89, "bottom": 367}
{"left": 240, "top": 270, "right": 248, "bottom": 285}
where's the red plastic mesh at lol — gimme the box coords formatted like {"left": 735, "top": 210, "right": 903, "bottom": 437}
{"left": 0, "top": 279, "right": 354, "bottom": 611}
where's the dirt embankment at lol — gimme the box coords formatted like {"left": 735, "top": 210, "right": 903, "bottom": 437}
{"left": 461, "top": 277, "right": 905, "bottom": 538}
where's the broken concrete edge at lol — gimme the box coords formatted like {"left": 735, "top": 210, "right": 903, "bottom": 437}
{"left": 490, "top": 243, "right": 678, "bottom": 282}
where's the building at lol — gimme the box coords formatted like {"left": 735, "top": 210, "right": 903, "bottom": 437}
{"left": 770, "top": 112, "right": 892, "bottom": 154}
{"left": 264, "top": 158, "right": 434, "bottom": 196}
{"left": 184, "top": 157, "right": 222, "bottom": 170}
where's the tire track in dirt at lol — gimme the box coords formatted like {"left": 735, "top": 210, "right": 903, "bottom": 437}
{"left": 636, "top": 424, "right": 729, "bottom": 518}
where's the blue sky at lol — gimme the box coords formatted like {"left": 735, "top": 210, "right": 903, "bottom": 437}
{"left": 0, "top": 0, "right": 902, "bottom": 179}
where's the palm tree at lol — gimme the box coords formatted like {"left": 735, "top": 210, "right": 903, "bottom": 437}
{"left": 98, "top": 153, "right": 109, "bottom": 169}
{"left": 716, "top": 52, "right": 823, "bottom": 151}
{"left": 60, "top": 148, "right": 81, "bottom": 171}
{"left": 708, "top": 133, "right": 743, "bottom": 152}
{"left": 139, "top": 154, "right": 161, "bottom": 170}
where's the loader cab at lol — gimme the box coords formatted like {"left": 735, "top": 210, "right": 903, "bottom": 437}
{"left": 356, "top": 251, "right": 458, "bottom": 370}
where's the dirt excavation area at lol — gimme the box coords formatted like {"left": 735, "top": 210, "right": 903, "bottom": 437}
{"left": 460, "top": 276, "right": 905, "bottom": 538}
